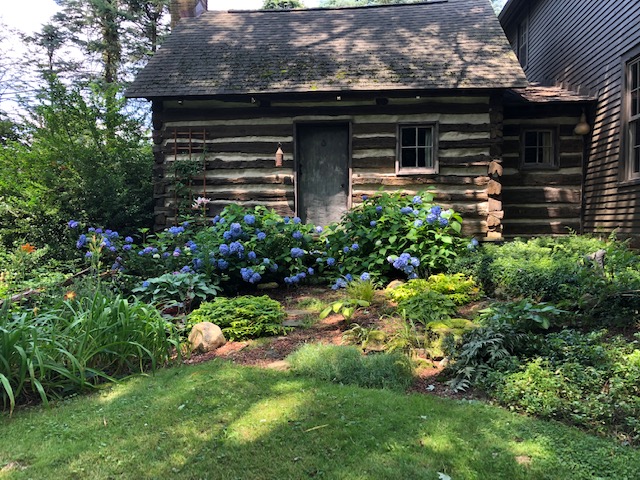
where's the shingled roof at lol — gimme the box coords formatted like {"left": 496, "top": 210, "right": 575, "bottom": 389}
{"left": 126, "top": 0, "right": 528, "bottom": 99}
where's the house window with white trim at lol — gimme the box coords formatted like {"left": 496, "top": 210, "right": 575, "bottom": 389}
{"left": 397, "top": 124, "right": 437, "bottom": 174}
{"left": 522, "top": 129, "right": 556, "bottom": 167}
{"left": 627, "top": 55, "right": 640, "bottom": 180}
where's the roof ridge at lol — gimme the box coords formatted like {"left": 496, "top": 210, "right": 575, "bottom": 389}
{"left": 227, "top": 0, "right": 449, "bottom": 14}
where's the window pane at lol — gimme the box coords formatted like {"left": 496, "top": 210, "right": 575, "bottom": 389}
{"left": 635, "top": 147, "right": 640, "bottom": 174}
{"left": 524, "top": 147, "right": 538, "bottom": 164}
{"left": 632, "top": 60, "right": 639, "bottom": 90}
{"left": 417, "top": 148, "right": 426, "bottom": 167}
{"left": 633, "top": 89, "right": 639, "bottom": 117}
{"left": 524, "top": 131, "right": 538, "bottom": 146}
{"left": 401, "top": 128, "right": 416, "bottom": 147}
{"left": 402, "top": 148, "right": 416, "bottom": 168}
{"left": 417, "top": 128, "right": 427, "bottom": 146}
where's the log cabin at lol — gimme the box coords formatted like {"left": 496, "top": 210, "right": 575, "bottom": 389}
{"left": 500, "top": 0, "right": 640, "bottom": 244}
{"left": 126, "top": 0, "right": 594, "bottom": 240}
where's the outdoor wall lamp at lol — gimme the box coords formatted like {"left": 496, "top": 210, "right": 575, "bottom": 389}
{"left": 574, "top": 109, "right": 591, "bottom": 136}
{"left": 275, "top": 143, "right": 284, "bottom": 167}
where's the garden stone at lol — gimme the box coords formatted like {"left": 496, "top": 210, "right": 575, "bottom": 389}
{"left": 386, "top": 280, "right": 405, "bottom": 291}
{"left": 188, "top": 322, "right": 226, "bottom": 353}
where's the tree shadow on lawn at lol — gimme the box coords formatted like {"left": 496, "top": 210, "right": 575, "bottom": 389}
{"left": 1, "top": 360, "right": 638, "bottom": 479}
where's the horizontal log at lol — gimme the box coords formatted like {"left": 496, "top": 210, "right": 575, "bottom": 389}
{"left": 501, "top": 173, "right": 583, "bottom": 187}
{"left": 502, "top": 221, "right": 581, "bottom": 236}
{"left": 166, "top": 191, "right": 295, "bottom": 202}
{"left": 163, "top": 124, "right": 293, "bottom": 139}
{"left": 503, "top": 124, "right": 578, "bottom": 137}
{"left": 502, "top": 187, "right": 582, "bottom": 204}
{"left": 504, "top": 205, "right": 582, "bottom": 219}
{"left": 163, "top": 141, "right": 294, "bottom": 155}
{"left": 189, "top": 176, "right": 294, "bottom": 186}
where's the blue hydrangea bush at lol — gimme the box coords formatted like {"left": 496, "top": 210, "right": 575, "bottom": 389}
{"left": 69, "top": 190, "right": 469, "bottom": 294}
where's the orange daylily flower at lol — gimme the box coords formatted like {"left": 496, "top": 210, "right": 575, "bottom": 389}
{"left": 20, "top": 243, "right": 36, "bottom": 253}
{"left": 64, "top": 291, "right": 77, "bottom": 301}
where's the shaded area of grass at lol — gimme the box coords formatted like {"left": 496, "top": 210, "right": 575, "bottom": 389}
{"left": 1, "top": 361, "right": 639, "bottom": 479}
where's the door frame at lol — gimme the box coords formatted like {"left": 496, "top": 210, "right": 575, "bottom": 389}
{"left": 293, "top": 120, "right": 353, "bottom": 220}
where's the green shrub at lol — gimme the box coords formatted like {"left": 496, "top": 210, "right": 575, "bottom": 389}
{"left": 132, "top": 272, "right": 220, "bottom": 314}
{"left": 287, "top": 343, "right": 414, "bottom": 390}
{"left": 477, "top": 299, "right": 566, "bottom": 331}
{"left": 188, "top": 295, "right": 289, "bottom": 340}
{"left": 448, "top": 235, "right": 640, "bottom": 326}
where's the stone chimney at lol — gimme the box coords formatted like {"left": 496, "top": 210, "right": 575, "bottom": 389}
{"left": 171, "top": 0, "right": 208, "bottom": 28}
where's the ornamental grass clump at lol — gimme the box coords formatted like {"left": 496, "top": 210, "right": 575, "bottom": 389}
{"left": 287, "top": 343, "right": 414, "bottom": 391}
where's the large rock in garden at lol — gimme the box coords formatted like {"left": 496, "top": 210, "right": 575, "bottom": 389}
{"left": 188, "top": 322, "right": 226, "bottom": 353}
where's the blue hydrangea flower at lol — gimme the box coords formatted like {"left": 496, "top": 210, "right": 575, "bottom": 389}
{"left": 292, "top": 231, "right": 303, "bottom": 239}
{"left": 345, "top": 273, "right": 353, "bottom": 282}
{"left": 180, "top": 265, "right": 192, "bottom": 274}
{"left": 85, "top": 251, "right": 93, "bottom": 258}
{"left": 230, "top": 223, "right": 242, "bottom": 236}
{"left": 76, "top": 234, "right": 87, "bottom": 249}
{"left": 95, "top": 228, "right": 103, "bottom": 234}
{"left": 439, "top": 217, "right": 449, "bottom": 227}
{"left": 315, "top": 226, "right": 323, "bottom": 233}
{"left": 408, "top": 272, "right": 419, "bottom": 280}
{"left": 270, "top": 263, "right": 278, "bottom": 272}
{"left": 244, "top": 214, "right": 255, "bottom": 225}
{"left": 293, "top": 217, "right": 301, "bottom": 224}
{"left": 122, "top": 244, "right": 132, "bottom": 251}
{"left": 173, "top": 248, "right": 182, "bottom": 257}
{"left": 376, "top": 205, "right": 383, "bottom": 213}
{"left": 412, "top": 195, "right": 422, "bottom": 205}
{"left": 168, "top": 226, "right": 184, "bottom": 235}
{"left": 400, "top": 206, "right": 413, "bottom": 214}
{"left": 162, "top": 252, "right": 170, "bottom": 258}
{"left": 414, "top": 219, "right": 423, "bottom": 227}
{"left": 256, "top": 231, "right": 267, "bottom": 241}
{"left": 290, "top": 247, "right": 304, "bottom": 258}
{"left": 326, "top": 257, "right": 336, "bottom": 266}
{"left": 308, "top": 267, "right": 315, "bottom": 275}
{"left": 88, "top": 227, "right": 95, "bottom": 232}
{"left": 217, "top": 259, "right": 229, "bottom": 270}
{"left": 219, "top": 244, "right": 230, "bottom": 256}
{"left": 370, "top": 220, "right": 377, "bottom": 227}
{"left": 185, "top": 240, "right": 197, "bottom": 251}
{"left": 212, "top": 215, "right": 220, "bottom": 224}
{"left": 343, "top": 246, "right": 350, "bottom": 253}
{"left": 362, "top": 195, "right": 368, "bottom": 201}
{"left": 124, "top": 236, "right": 133, "bottom": 243}
{"left": 351, "top": 243, "right": 359, "bottom": 251}
{"left": 263, "top": 257, "right": 270, "bottom": 264}
{"left": 142, "top": 280, "right": 150, "bottom": 288}
{"left": 109, "top": 246, "right": 117, "bottom": 252}
{"left": 427, "top": 213, "right": 437, "bottom": 224}
{"left": 471, "top": 237, "right": 479, "bottom": 247}
{"left": 193, "top": 258, "right": 203, "bottom": 270}
{"left": 248, "top": 251, "right": 257, "bottom": 261}
{"left": 230, "top": 241, "right": 245, "bottom": 257}
{"left": 284, "top": 216, "right": 290, "bottom": 224}
{"left": 67, "top": 220, "right": 79, "bottom": 229}
{"left": 431, "top": 206, "right": 442, "bottom": 216}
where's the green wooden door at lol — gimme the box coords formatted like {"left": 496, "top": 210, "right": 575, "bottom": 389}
{"left": 296, "top": 123, "right": 350, "bottom": 227}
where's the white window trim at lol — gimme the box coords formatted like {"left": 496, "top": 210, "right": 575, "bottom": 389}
{"left": 625, "top": 55, "right": 640, "bottom": 181}
{"left": 395, "top": 123, "right": 439, "bottom": 175}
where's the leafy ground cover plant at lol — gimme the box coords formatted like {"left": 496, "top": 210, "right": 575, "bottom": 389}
{"left": 287, "top": 343, "right": 414, "bottom": 390}
{"left": 386, "top": 274, "right": 481, "bottom": 305}
{"left": 188, "top": 295, "right": 289, "bottom": 340}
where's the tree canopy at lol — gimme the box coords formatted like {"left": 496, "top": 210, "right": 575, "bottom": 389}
{"left": 262, "top": 0, "right": 305, "bottom": 9}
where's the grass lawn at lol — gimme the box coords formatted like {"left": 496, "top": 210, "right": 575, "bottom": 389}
{"left": 1, "top": 360, "right": 638, "bottom": 480}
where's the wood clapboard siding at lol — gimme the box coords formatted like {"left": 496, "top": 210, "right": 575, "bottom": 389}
{"left": 500, "top": 108, "right": 584, "bottom": 237}
{"left": 153, "top": 96, "right": 493, "bottom": 237}
{"left": 502, "top": 0, "right": 640, "bottom": 241}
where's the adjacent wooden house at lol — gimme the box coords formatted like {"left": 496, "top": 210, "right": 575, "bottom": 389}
{"left": 127, "top": 0, "right": 593, "bottom": 240}
{"left": 500, "top": 0, "right": 640, "bottom": 243}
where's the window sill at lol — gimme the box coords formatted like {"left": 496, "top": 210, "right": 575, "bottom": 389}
{"left": 396, "top": 169, "right": 438, "bottom": 176}
{"left": 519, "top": 164, "right": 560, "bottom": 172}
{"left": 617, "top": 177, "right": 640, "bottom": 188}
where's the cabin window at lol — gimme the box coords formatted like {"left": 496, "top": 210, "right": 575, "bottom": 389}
{"left": 626, "top": 55, "right": 640, "bottom": 180}
{"left": 517, "top": 17, "right": 528, "bottom": 68}
{"left": 521, "top": 129, "right": 556, "bottom": 168}
{"left": 397, "top": 124, "right": 437, "bottom": 174}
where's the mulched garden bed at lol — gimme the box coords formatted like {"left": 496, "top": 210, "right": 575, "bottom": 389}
{"left": 184, "top": 285, "right": 479, "bottom": 400}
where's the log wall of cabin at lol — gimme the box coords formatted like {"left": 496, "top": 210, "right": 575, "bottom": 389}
{"left": 151, "top": 95, "right": 496, "bottom": 238}
{"left": 501, "top": 104, "right": 584, "bottom": 237}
